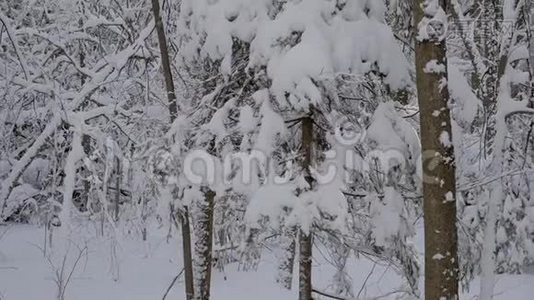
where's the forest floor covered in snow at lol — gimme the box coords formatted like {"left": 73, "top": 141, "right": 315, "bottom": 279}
{"left": 0, "top": 224, "right": 531, "bottom": 300}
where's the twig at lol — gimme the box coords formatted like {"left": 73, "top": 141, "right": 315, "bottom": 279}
{"left": 0, "top": 225, "right": 11, "bottom": 240}
{"left": 402, "top": 110, "right": 419, "bottom": 118}
{"left": 393, "top": 33, "right": 414, "bottom": 52}
{"left": 342, "top": 191, "right": 367, "bottom": 198}
{"left": 357, "top": 262, "right": 377, "bottom": 299}
{"left": 61, "top": 245, "right": 88, "bottom": 300}
{"left": 458, "top": 168, "right": 534, "bottom": 191}
{"left": 312, "top": 288, "right": 347, "bottom": 300}
{"left": 0, "top": 12, "right": 29, "bottom": 80}
{"left": 162, "top": 268, "right": 184, "bottom": 300}
{"left": 36, "top": 241, "right": 88, "bottom": 300}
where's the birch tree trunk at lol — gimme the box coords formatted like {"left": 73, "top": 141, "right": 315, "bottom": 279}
{"left": 414, "top": 0, "right": 459, "bottom": 299}
{"left": 479, "top": 1, "right": 522, "bottom": 296}
{"left": 479, "top": 182, "right": 499, "bottom": 300}
{"left": 150, "top": 0, "right": 194, "bottom": 299}
{"left": 276, "top": 227, "right": 296, "bottom": 290}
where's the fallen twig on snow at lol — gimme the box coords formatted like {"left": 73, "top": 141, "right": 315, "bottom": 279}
{"left": 162, "top": 268, "right": 184, "bottom": 300}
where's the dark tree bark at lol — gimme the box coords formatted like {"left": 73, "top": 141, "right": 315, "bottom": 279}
{"left": 151, "top": 0, "right": 178, "bottom": 121}
{"left": 79, "top": 17, "right": 92, "bottom": 212}
{"left": 150, "top": 0, "right": 194, "bottom": 299}
{"left": 114, "top": 157, "right": 120, "bottom": 222}
{"left": 527, "top": 1, "right": 534, "bottom": 83}
{"left": 178, "top": 206, "right": 195, "bottom": 300}
{"left": 414, "top": 1, "right": 459, "bottom": 299}
{"left": 193, "top": 188, "right": 215, "bottom": 300}
{"left": 298, "top": 231, "right": 312, "bottom": 300}
{"left": 299, "top": 116, "right": 313, "bottom": 300}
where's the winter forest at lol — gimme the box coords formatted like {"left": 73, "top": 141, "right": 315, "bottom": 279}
{"left": 1, "top": 0, "right": 534, "bottom": 299}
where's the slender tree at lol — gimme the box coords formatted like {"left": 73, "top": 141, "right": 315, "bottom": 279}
{"left": 276, "top": 228, "right": 296, "bottom": 290}
{"left": 193, "top": 188, "right": 216, "bottom": 300}
{"left": 151, "top": 0, "right": 194, "bottom": 299}
{"left": 414, "top": 0, "right": 459, "bottom": 299}
{"left": 527, "top": 0, "right": 534, "bottom": 82}
{"left": 298, "top": 115, "right": 314, "bottom": 300}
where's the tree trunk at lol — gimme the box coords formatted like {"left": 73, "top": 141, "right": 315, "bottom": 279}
{"left": 414, "top": 1, "right": 459, "bottom": 299}
{"left": 150, "top": 1, "right": 194, "bottom": 299}
{"left": 479, "top": 181, "right": 499, "bottom": 300}
{"left": 79, "top": 17, "right": 92, "bottom": 212}
{"left": 193, "top": 188, "right": 215, "bottom": 300}
{"left": 299, "top": 116, "right": 313, "bottom": 300}
{"left": 179, "top": 206, "right": 195, "bottom": 300}
{"left": 298, "top": 231, "right": 312, "bottom": 300}
{"left": 276, "top": 227, "right": 296, "bottom": 290}
{"left": 528, "top": 0, "right": 534, "bottom": 192}
{"left": 114, "top": 157, "right": 120, "bottom": 222}
{"left": 528, "top": 1, "right": 534, "bottom": 92}
{"left": 151, "top": 0, "right": 178, "bottom": 121}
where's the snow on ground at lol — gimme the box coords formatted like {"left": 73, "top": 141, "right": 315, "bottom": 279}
{"left": 0, "top": 224, "right": 292, "bottom": 300}
{"left": 0, "top": 224, "right": 532, "bottom": 300}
